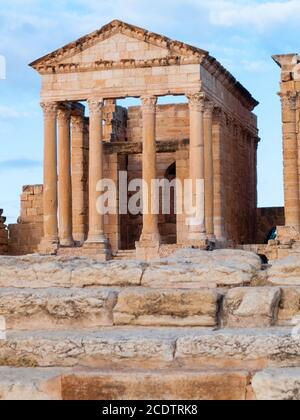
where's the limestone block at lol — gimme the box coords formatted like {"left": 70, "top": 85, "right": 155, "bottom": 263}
{"left": 252, "top": 368, "right": 300, "bottom": 400}
{"left": 0, "top": 368, "right": 63, "bottom": 400}
{"left": 223, "top": 287, "right": 281, "bottom": 328}
{"left": 0, "top": 329, "right": 176, "bottom": 368}
{"left": 114, "top": 288, "right": 222, "bottom": 327}
{"left": 278, "top": 287, "right": 300, "bottom": 325}
{"left": 0, "top": 288, "right": 118, "bottom": 330}
{"left": 175, "top": 327, "right": 300, "bottom": 369}
{"left": 62, "top": 369, "right": 250, "bottom": 401}
{"left": 143, "top": 249, "right": 261, "bottom": 288}
{"left": 267, "top": 256, "right": 300, "bottom": 285}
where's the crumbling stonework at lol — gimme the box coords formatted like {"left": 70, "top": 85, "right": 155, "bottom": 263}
{"left": 8, "top": 186, "right": 44, "bottom": 255}
{"left": 0, "top": 209, "right": 8, "bottom": 255}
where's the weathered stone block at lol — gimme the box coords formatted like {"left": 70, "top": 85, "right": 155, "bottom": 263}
{"left": 252, "top": 368, "right": 300, "bottom": 400}
{"left": 114, "top": 288, "right": 222, "bottom": 327}
{"left": 223, "top": 287, "right": 281, "bottom": 328}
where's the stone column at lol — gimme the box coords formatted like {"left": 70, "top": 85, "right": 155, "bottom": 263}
{"left": 204, "top": 100, "right": 215, "bottom": 242}
{"left": 72, "top": 111, "right": 86, "bottom": 244}
{"left": 57, "top": 105, "right": 73, "bottom": 247}
{"left": 281, "top": 92, "right": 300, "bottom": 230}
{"left": 39, "top": 102, "right": 59, "bottom": 254}
{"left": 84, "top": 98, "right": 110, "bottom": 259}
{"left": 212, "top": 108, "right": 227, "bottom": 244}
{"left": 136, "top": 95, "right": 160, "bottom": 260}
{"left": 187, "top": 92, "right": 207, "bottom": 245}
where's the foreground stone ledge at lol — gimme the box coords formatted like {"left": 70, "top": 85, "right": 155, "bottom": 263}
{"left": 0, "top": 288, "right": 118, "bottom": 330}
{"left": 0, "top": 256, "right": 144, "bottom": 288}
{"left": 0, "top": 328, "right": 177, "bottom": 369}
{"left": 0, "top": 327, "right": 298, "bottom": 370}
{"left": 114, "top": 288, "right": 222, "bottom": 327}
{"left": 252, "top": 368, "right": 300, "bottom": 400}
{"left": 278, "top": 287, "right": 300, "bottom": 325}
{"left": 223, "top": 287, "right": 281, "bottom": 328}
{"left": 175, "top": 327, "right": 300, "bottom": 369}
{"left": 61, "top": 369, "right": 251, "bottom": 401}
{"left": 0, "top": 367, "right": 63, "bottom": 400}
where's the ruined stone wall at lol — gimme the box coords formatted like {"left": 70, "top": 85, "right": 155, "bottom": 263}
{"left": 8, "top": 185, "right": 44, "bottom": 255}
{"left": 256, "top": 207, "right": 285, "bottom": 244}
{"left": 127, "top": 104, "right": 189, "bottom": 142}
{"left": 0, "top": 209, "right": 8, "bottom": 254}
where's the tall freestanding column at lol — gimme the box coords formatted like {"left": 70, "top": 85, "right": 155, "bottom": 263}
{"left": 39, "top": 102, "right": 59, "bottom": 254}
{"left": 187, "top": 92, "right": 207, "bottom": 245}
{"left": 203, "top": 100, "right": 215, "bottom": 241}
{"left": 281, "top": 92, "right": 300, "bottom": 230}
{"left": 84, "top": 98, "right": 110, "bottom": 259}
{"left": 136, "top": 95, "right": 160, "bottom": 260}
{"left": 72, "top": 111, "right": 86, "bottom": 245}
{"left": 57, "top": 105, "right": 73, "bottom": 247}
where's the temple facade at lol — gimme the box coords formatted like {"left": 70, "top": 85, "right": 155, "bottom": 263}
{"left": 11, "top": 20, "right": 261, "bottom": 259}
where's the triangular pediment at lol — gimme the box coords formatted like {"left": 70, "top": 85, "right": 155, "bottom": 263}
{"left": 30, "top": 20, "right": 208, "bottom": 71}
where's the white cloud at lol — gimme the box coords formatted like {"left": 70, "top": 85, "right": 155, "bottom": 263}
{"left": 200, "top": 0, "right": 300, "bottom": 31}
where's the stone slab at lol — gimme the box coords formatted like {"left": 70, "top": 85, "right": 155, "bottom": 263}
{"left": 252, "top": 368, "right": 300, "bottom": 400}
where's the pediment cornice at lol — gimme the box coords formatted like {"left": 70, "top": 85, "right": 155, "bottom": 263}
{"left": 29, "top": 20, "right": 208, "bottom": 71}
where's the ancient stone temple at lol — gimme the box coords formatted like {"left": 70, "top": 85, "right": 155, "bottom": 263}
{"left": 18, "top": 20, "right": 260, "bottom": 258}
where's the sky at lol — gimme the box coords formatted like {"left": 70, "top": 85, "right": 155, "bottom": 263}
{"left": 0, "top": 0, "right": 299, "bottom": 224}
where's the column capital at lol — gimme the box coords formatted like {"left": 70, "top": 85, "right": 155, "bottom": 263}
{"left": 203, "top": 100, "right": 215, "bottom": 117}
{"left": 140, "top": 95, "right": 157, "bottom": 113}
{"left": 71, "top": 114, "right": 85, "bottom": 134}
{"left": 280, "top": 91, "right": 298, "bottom": 109}
{"left": 87, "top": 98, "right": 104, "bottom": 115}
{"left": 40, "top": 102, "right": 59, "bottom": 119}
{"left": 57, "top": 106, "right": 71, "bottom": 126}
{"left": 186, "top": 92, "right": 205, "bottom": 112}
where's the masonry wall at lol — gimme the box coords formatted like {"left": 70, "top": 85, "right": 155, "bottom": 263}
{"left": 0, "top": 209, "right": 8, "bottom": 255}
{"left": 8, "top": 185, "right": 44, "bottom": 255}
{"left": 256, "top": 207, "right": 285, "bottom": 244}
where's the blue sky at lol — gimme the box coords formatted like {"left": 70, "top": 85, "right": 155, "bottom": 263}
{"left": 0, "top": 0, "right": 299, "bottom": 224}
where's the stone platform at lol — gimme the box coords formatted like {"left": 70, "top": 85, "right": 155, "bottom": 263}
{"left": 1, "top": 248, "right": 300, "bottom": 400}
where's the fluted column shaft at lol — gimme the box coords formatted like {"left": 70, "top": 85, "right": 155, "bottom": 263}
{"left": 72, "top": 113, "right": 86, "bottom": 244}
{"left": 86, "top": 99, "right": 106, "bottom": 243}
{"left": 40, "top": 102, "right": 59, "bottom": 249}
{"left": 204, "top": 101, "right": 215, "bottom": 240}
{"left": 139, "top": 95, "right": 160, "bottom": 243}
{"left": 187, "top": 92, "right": 206, "bottom": 240}
{"left": 58, "top": 106, "right": 73, "bottom": 246}
{"left": 281, "top": 92, "right": 300, "bottom": 229}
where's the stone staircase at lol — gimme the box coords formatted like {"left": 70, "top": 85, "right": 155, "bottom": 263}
{"left": 0, "top": 249, "right": 300, "bottom": 400}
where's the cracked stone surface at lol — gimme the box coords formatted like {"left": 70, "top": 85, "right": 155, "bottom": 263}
{"left": 252, "top": 368, "right": 300, "bottom": 400}
{"left": 0, "top": 367, "right": 64, "bottom": 400}
{"left": 0, "top": 288, "right": 118, "bottom": 330}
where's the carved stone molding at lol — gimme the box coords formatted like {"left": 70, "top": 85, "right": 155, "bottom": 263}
{"left": 71, "top": 115, "right": 85, "bottom": 134}
{"left": 203, "top": 100, "right": 215, "bottom": 118}
{"left": 141, "top": 95, "right": 157, "bottom": 114}
{"left": 187, "top": 92, "right": 205, "bottom": 112}
{"left": 57, "top": 106, "right": 71, "bottom": 126}
{"left": 87, "top": 98, "right": 104, "bottom": 116}
{"left": 40, "top": 102, "right": 59, "bottom": 119}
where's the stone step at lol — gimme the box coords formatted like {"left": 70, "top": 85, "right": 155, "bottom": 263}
{"left": 1, "top": 285, "right": 300, "bottom": 330}
{"left": 0, "top": 327, "right": 299, "bottom": 370}
{"left": 1, "top": 286, "right": 300, "bottom": 330}
{"left": 0, "top": 367, "right": 252, "bottom": 400}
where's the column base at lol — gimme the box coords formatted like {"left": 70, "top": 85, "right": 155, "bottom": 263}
{"left": 136, "top": 240, "right": 160, "bottom": 261}
{"left": 59, "top": 238, "right": 74, "bottom": 248}
{"left": 38, "top": 237, "right": 59, "bottom": 255}
{"left": 83, "top": 237, "right": 112, "bottom": 261}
